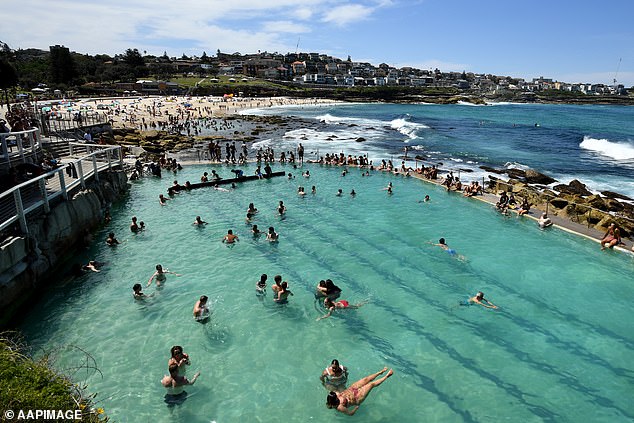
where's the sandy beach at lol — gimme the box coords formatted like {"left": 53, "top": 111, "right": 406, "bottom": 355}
{"left": 87, "top": 95, "right": 337, "bottom": 130}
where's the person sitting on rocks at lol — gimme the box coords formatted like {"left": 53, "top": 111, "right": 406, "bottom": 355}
{"left": 600, "top": 223, "right": 621, "bottom": 250}
{"left": 517, "top": 198, "right": 531, "bottom": 216}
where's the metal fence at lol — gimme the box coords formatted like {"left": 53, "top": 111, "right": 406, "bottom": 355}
{"left": 0, "top": 128, "right": 41, "bottom": 167}
{"left": 39, "top": 111, "right": 109, "bottom": 136}
{"left": 0, "top": 144, "right": 123, "bottom": 236}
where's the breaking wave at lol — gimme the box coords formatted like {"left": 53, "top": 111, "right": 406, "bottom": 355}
{"left": 580, "top": 136, "right": 634, "bottom": 160}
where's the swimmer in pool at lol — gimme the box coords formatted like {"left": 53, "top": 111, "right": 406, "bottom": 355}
{"left": 326, "top": 367, "right": 394, "bottom": 415}
{"left": 247, "top": 203, "right": 258, "bottom": 214}
{"left": 106, "top": 232, "right": 120, "bottom": 246}
{"left": 162, "top": 363, "right": 200, "bottom": 396}
{"left": 159, "top": 194, "right": 170, "bottom": 205}
{"left": 271, "top": 274, "right": 283, "bottom": 296}
{"left": 318, "top": 297, "right": 366, "bottom": 320}
{"left": 256, "top": 274, "right": 267, "bottom": 295}
{"left": 336, "top": 189, "right": 343, "bottom": 196}
{"left": 168, "top": 345, "right": 191, "bottom": 376}
{"left": 418, "top": 195, "right": 431, "bottom": 203}
{"left": 130, "top": 216, "right": 139, "bottom": 232}
{"left": 430, "top": 238, "right": 466, "bottom": 261}
{"left": 147, "top": 264, "right": 181, "bottom": 287}
{"left": 274, "top": 281, "right": 293, "bottom": 303}
{"left": 467, "top": 291, "right": 498, "bottom": 309}
{"left": 315, "top": 279, "right": 342, "bottom": 299}
{"left": 278, "top": 201, "right": 287, "bottom": 215}
{"left": 267, "top": 226, "right": 279, "bottom": 242}
{"left": 132, "top": 283, "right": 150, "bottom": 299}
{"left": 222, "top": 229, "right": 239, "bottom": 243}
{"left": 83, "top": 260, "right": 103, "bottom": 272}
{"left": 320, "top": 359, "right": 349, "bottom": 392}
{"left": 193, "top": 216, "right": 207, "bottom": 225}
{"left": 193, "top": 295, "right": 210, "bottom": 320}
{"left": 252, "top": 225, "right": 262, "bottom": 236}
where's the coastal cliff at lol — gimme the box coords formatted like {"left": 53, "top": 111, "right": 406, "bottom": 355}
{"left": 0, "top": 170, "right": 129, "bottom": 327}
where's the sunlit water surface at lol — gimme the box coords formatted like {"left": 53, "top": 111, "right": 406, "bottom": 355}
{"left": 20, "top": 164, "right": 634, "bottom": 423}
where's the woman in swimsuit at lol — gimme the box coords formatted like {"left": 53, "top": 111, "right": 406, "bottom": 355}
{"left": 256, "top": 274, "right": 267, "bottom": 296}
{"left": 167, "top": 345, "right": 191, "bottom": 377}
{"left": 147, "top": 264, "right": 181, "bottom": 288}
{"left": 247, "top": 203, "right": 258, "bottom": 214}
{"left": 320, "top": 359, "right": 349, "bottom": 392}
{"left": 326, "top": 367, "right": 394, "bottom": 415}
{"left": 318, "top": 298, "right": 366, "bottom": 320}
{"left": 600, "top": 223, "right": 621, "bottom": 250}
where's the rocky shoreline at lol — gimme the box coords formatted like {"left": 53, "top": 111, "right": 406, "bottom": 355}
{"left": 480, "top": 166, "right": 634, "bottom": 242}
{"left": 105, "top": 104, "right": 634, "bottom": 246}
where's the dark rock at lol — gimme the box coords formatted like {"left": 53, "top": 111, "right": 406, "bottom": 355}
{"left": 479, "top": 165, "right": 505, "bottom": 174}
{"left": 550, "top": 198, "right": 568, "bottom": 209}
{"left": 606, "top": 199, "right": 624, "bottom": 212}
{"left": 569, "top": 179, "right": 593, "bottom": 196}
{"left": 601, "top": 191, "right": 633, "bottom": 201}
{"left": 586, "top": 195, "right": 608, "bottom": 211}
{"left": 525, "top": 169, "right": 557, "bottom": 185}
{"left": 505, "top": 168, "right": 526, "bottom": 179}
{"left": 355, "top": 137, "right": 366, "bottom": 142}
{"left": 458, "top": 168, "right": 473, "bottom": 173}
{"left": 554, "top": 180, "right": 592, "bottom": 197}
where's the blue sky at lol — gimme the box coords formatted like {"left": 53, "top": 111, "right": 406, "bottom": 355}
{"left": 2, "top": 0, "right": 633, "bottom": 86}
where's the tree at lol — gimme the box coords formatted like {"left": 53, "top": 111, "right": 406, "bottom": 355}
{"left": 0, "top": 58, "right": 18, "bottom": 107}
{"left": 49, "top": 45, "right": 76, "bottom": 85}
{"left": 121, "top": 48, "right": 148, "bottom": 79}
{"left": 122, "top": 48, "right": 145, "bottom": 68}
{"left": 200, "top": 51, "right": 210, "bottom": 64}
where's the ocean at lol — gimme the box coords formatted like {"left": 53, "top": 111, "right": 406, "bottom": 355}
{"left": 245, "top": 102, "right": 634, "bottom": 199}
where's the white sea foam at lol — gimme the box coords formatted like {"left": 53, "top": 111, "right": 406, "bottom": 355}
{"left": 457, "top": 101, "right": 485, "bottom": 107}
{"left": 579, "top": 136, "right": 634, "bottom": 160}
{"left": 389, "top": 118, "right": 429, "bottom": 139}
{"left": 504, "top": 161, "right": 531, "bottom": 170}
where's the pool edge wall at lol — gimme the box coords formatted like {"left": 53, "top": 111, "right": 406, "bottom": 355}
{"left": 0, "top": 170, "right": 129, "bottom": 328}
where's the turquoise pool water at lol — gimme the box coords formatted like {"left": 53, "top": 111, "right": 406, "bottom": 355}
{"left": 20, "top": 164, "right": 634, "bottom": 423}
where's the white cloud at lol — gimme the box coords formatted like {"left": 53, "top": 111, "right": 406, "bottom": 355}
{"left": 0, "top": 0, "right": 394, "bottom": 57}
{"left": 322, "top": 4, "right": 375, "bottom": 26}
{"left": 261, "top": 21, "right": 311, "bottom": 34}
{"left": 293, "top": 7, "right": 314, "bottom": 20}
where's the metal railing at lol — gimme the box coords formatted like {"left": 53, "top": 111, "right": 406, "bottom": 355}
{"left": 39, "top": 111, "right": 109, "bottom": 136}
{"left": 0, "top": 128, "right": 41, "bottom": 167}
{"left": 0, "top": 144, "right": 123, "bottom": 235}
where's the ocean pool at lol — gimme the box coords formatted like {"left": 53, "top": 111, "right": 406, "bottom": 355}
{"left": 20, "top": 164, "right": 634, "bottom": 422}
